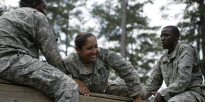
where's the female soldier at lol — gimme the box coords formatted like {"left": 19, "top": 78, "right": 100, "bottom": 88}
{"left": 63, "top": 32, "right": 142, "bottom": 102}
{"left": 0, "top": 0, "right": 78, "bottom": 101}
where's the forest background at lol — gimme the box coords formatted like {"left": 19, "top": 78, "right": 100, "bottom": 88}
{"left": 1, "top": 0, "right": 204, "bottom": 87}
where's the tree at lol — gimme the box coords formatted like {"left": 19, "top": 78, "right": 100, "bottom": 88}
{"left": 162, "top": 0, "right": 205, "bottom": 75}
{"left": 91, "top": 0, "right": 162, "bottom": 84}
{"left": 0, "top": 0, "right": 7, "bottom": 16}
{"left": 46, "top": 0, "right": 88, "bottom": 56}
{"left": 120, "top": 0, "right": 127, "bottom": 57}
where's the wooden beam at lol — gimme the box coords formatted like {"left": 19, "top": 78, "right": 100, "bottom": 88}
{"left": 0, "top": 79, "right": 150, "bottom": 102}
{"left": 0, "top": 83, "right": 53, "bottom": 102}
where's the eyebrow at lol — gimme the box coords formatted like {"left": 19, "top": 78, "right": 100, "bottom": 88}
{"left": 162, "top": 33, "right": 170, "bottom": 35}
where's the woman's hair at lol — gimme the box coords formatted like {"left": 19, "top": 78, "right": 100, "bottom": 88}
{"left": 75, "top": 32, "right": 96, "bottom": 50}
{"left": 19, "top": 0, "right": 42, "bottom": 7}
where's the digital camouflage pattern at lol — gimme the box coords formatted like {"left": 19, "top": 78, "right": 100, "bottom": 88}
{"left": 63, "top": 47, "right": 142, "bottom": 97}
{"left": 0, "top": 7, "right": 66, "bottom": 73}
{"left": 0, "top": 7, "right": 79, "bottom": 102}
{"left": 105, "top": 83, "right": 129, "bottom": 97}
{"left": 141, "top": 44, "right": 205, "bottom": 102}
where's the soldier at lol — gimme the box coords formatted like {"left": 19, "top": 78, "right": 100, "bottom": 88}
{"left": 0, "top": 0, "right": 79, "bottom": 102}
{"left": 141, "top": 26, "right": 205, "bottom": 102}
{"left": 63, "top": 32, "right": 143, "bottom": 102}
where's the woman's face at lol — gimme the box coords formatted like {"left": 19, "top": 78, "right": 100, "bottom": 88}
{"left": 76, "top": 36, "right": 99, "bottom": 64}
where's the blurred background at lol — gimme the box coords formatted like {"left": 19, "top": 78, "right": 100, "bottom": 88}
{"left": 1, "top": 0, "right": 204, "bottom": 87}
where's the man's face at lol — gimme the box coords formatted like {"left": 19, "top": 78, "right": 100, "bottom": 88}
{"left": 160, "top": 27, "right": 177, "bottom": 49}
{"left": 35, "top": 0, "right": 46, "bottom": 15}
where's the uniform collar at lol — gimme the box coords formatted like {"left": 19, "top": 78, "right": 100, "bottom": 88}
{"left": 76, "top": 52, "right": 105, "bottom": 75}
{"left": 94, "top": 55, "right": 105, "bottom": 73}
{"left": 76, "top": 54, "right": 92, "bottom": 75}
{"left": 21, "top": 7, "right": 38, "bottom": 11}
{"left": 76, "top": 53, "right": 104, "bottom": 75}
{"left": 162, "top": 44, "right": 180, "bottom": 63}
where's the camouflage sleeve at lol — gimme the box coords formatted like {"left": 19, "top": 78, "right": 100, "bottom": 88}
{"left": 63, "top": 54, "right": 79, "bottom": 79}
{"left": 158, "top": 46, "right": 194, "bottom": 101}
{"left": 20, "top": 11, "right": 66, "bottom": 73}
{"left": 141, "top": 60, "right": 163, "bottom": 100}
{"left": 98, "top": 48, "right": 142, "bottom": 97}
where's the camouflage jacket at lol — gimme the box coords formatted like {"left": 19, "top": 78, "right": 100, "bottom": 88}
{"left": 0, "top": 7, "right": 66, "bottom": 73}
{"left": 141, "top": 44, "right": 205, "bottom": 101}
{"left": 63, "top": 47, "right": 142, "bottom": 97}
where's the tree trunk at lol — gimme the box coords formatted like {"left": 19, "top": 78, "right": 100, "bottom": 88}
{"left": 197, "top": 25, "right": 200, "bottom": 54}
{"left": 65, "top": 11, "right": 70, "bottom": 56}
{"left": 199, "top": 0, "right": 205, "bottom": 76}
{"left": 120, "top": 0, "right": 127, "bottom": 58}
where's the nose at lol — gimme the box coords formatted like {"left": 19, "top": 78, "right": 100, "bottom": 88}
{"left": 161, "top": 35, "right": 165, "bottom": 41}
{"left": 92, "top": 48, "right": 97, "bottom": 54}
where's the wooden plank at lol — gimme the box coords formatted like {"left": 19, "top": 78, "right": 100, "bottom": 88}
{"left": 0, "top": 79, "right": 151, "bottom": 102}
{"left": 89, "top": 92, "right": 133, "bottom": 101}
{"left": 0, "top": 83, "right": 53, "bottom": 102}
{"left": 80, "top": 94, "right": 151, "bottom": 102}
{"left": 0, "top": 78, "right": 12, "bottom": 84}
{"left": 80, "top": 95, "right": 126, "bottom": 102}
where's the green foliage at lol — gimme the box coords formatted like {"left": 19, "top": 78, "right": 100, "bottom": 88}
{"left": 0, "top": 0, "right": 7, "bottom": 16}
{"left": 0, "top": 0, "right": 17, "bottom": 16}
{"left": 0, "top": 8, "right": 3, "bottom": 16}
{"left": 46, "top": 0, "right": 88, "bottom": 56}
{"left": 91, "top": 0, "right": 162, "bottom": 84}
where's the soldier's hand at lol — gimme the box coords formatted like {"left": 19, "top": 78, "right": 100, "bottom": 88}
{"left": 133, "top": 93, "right": 142, "bottom": 102}
{"left": 73, "top": 78, "right": 90, "bottom": 96}
{"left": 153, "top": 92, "right": 162, "bottom": 102}
{"left": 151, "top": 92, "right": 156, "bottom": 96}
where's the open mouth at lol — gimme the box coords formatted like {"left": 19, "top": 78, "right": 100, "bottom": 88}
{"left": 90, "top": 55, "right": 96, "bottom": 58}
{"left": 162, "top": 42, "right": 165, "bottom": 46}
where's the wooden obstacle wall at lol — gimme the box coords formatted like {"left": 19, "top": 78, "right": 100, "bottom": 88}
{"left": 0, "top": 79, "right": 150, "bottom": 102}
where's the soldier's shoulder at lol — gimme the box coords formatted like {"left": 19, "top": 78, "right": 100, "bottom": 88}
{"left": 179, "top": 44, "right": 195, "bottom": 51}
{"left": 98, "top": 47, "right": 108, "bottom": 52}
{"left": 13, "top": 7, "right": 45, "bottom": 20}
{"left": 63, "top": 53, "right": 78, "bottom": 63}
{"left": 20, "top": 7, "right": 46, "bottom": 19}
{"left": 98, "top": 47, "right": 109, "bottom": 55}
{"left": 179, "top": 44, "right": 190, "bottom": 48}
{"left": 14, "top": 7, "right": 38, "bottom": 15}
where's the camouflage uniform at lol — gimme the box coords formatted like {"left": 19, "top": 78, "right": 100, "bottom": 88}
{"left": 141, "top": 44, "right": 205, "bottom": 102}
{"left": 63, "top": 47, "right": 142, "bottom": 97}
{"left": 0, "top": 7, "right": 78, "bottom": 102}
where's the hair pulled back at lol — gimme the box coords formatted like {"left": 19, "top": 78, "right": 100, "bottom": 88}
{"left": 75, "top": 32, "right": 96, "bottom": 50}
{"left": 19, "top": 0, "right": 42, "bottom": 7}
{"left": 163, "top": 25, "right": 180, "bottom": 36}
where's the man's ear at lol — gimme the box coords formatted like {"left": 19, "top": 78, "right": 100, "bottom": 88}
{"left": 75, "top": 46, "right": 81, "bottom": 53}
{"left": 174, "top": 34, "right": 179, "bottom": 41}
{"left": 32, "top": 2, "right": 37, "bottom": 9}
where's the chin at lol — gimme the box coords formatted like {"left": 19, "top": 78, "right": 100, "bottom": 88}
{"left": 162, "top": 46, "right": 168, "bottom": 49}
{"left": 90, "top": 59, "right": 96, "bottom": 62}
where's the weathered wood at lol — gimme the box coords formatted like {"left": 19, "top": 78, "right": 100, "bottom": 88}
{"left": 0, "top": 78, "right": 12, "bottom": 84}
{"left": 0, "top": 83, "right": 53, "bottom": 102}
{"left": 0, "top": 79, "right": 151, "bottom": 102}
{"left": 80, "top": 95, "right": 127, "bottom": 102}
{"left": 89, "top": 92, "right": 133, "bottom": 101}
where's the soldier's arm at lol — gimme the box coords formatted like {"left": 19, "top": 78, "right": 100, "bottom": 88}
{"left": 30, "top": 12, "right": 66, "bottom": 73}
{"left": 63, "top": 55, "right": 90, "bottom": 96}
{"left": 98, "top": 47, "right": 142, "bottom": 97}
{"left": 141, "top": 60, "right": 163, "bottom": 100}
